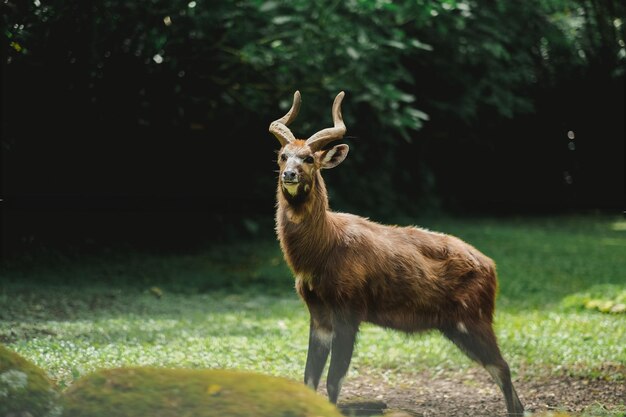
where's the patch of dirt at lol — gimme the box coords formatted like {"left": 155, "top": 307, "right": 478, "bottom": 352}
{"left": 321, "top": 367, "right": 625, "bottom": 416}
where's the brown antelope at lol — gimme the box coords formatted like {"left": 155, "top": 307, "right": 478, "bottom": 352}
{"left": 268, "top": 90, "right": 524, "bottom": 416}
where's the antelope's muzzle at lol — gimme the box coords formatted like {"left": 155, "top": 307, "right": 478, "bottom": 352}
{"left": 282, "top": 170, "right": 299, "bottom": 184}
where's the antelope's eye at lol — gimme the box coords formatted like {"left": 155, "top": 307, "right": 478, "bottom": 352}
{"left": 280, "top": 154, "right": 288, "bottom": 161}
{"left": 303, "top": 156, "right": 314, "bottom": 164}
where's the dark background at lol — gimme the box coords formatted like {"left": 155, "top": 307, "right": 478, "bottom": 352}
{"left": 1, "top": 0, "right": 624, "bottom": 258}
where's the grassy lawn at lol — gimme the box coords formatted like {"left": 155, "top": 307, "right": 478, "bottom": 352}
{"left": 1, "top": 214, "right": 625, "bottom": 402}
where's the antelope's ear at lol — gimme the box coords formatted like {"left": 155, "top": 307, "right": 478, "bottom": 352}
{"left": 320, "top": 144, "right": 349, "bottom": 169}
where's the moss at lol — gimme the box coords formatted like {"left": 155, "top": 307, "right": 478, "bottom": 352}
{"left": 62, "top": 367, "right": 344, "bottom": 417}
{"left": 561, "top": 284, "right": 626, "bottom": 314}
{"left": 0, "top": 344, "right": 61, "bottom": 417}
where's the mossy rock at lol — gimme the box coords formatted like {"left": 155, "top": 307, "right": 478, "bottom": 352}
{"left": 62, "top": 367, "right": 344, "bottom": 417}
{"left": 0, "top": 344, "right": 61, "bottom": 417}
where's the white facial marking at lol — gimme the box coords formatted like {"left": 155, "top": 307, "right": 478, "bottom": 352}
{"left": 283, "top": 183, "right": 299, "bottom": 196}
{"left": 457, "top": 322, "right": 468, "bottom": 334}
{"left": 313, "top": 328, "right": 333, "bottom": 347}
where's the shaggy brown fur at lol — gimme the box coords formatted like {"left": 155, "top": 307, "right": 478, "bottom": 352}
{"left": 277, "top": 170, "right": 496, "bottom": 333}
{"left": 270, "top": 93, "right": 524, "bottom": 416}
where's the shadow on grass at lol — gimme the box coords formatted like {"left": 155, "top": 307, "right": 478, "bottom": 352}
{"left": 338, "top": 401, "right": 388, "bottom": 416}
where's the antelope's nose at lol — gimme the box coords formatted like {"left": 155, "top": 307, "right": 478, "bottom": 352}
{"left": 282, "top": 170, "right": 298, "bottom": 183}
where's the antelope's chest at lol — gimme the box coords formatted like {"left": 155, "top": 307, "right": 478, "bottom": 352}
{"left": 294, "top": 272, "right": 308, "bottom": 291}
{"left": 294, "top": 272, "right": 365, "bottom": 315}
{"left": 279, "top": 236, "right": 329, "bottom": 277}
{"left": 294, "top": 273, "right": 330, "bottom": 304}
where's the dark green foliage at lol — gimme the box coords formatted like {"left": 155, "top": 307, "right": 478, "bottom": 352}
{"left": 2, "top": 0, "right": 624, "bottom": 252}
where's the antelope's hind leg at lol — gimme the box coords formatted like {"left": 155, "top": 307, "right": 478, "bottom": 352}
{"left": 442, "top": 322, "right": 524, "bottom": 416}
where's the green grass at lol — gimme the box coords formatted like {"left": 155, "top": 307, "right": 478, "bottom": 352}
{"left": 1, "top": 213, "right": 625, "bottom": 394}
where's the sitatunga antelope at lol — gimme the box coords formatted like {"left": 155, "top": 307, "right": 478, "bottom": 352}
{"left": 268, "top": 90, "right": 524, "bottom": 416}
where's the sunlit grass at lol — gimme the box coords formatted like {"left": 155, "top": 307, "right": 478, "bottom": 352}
{"left": 3, "top": 290, "right": 309, "bottom": 388}
{"left": 416, "top": 214, "right": 626, "bottom": 309}
{"left": 1, "top": 213, "right": 625, "bottom": 390}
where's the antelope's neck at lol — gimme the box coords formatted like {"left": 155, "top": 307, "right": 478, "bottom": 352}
{"left": 276, "top": 172, "right": 336, "bottom": 275}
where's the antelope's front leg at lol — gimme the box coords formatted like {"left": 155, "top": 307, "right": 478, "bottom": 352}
{"left": 326, "top": 317, "right": 358, "bottom": 404}
{"left": 304, "top": 318, "right": 331, "bottom": 390}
